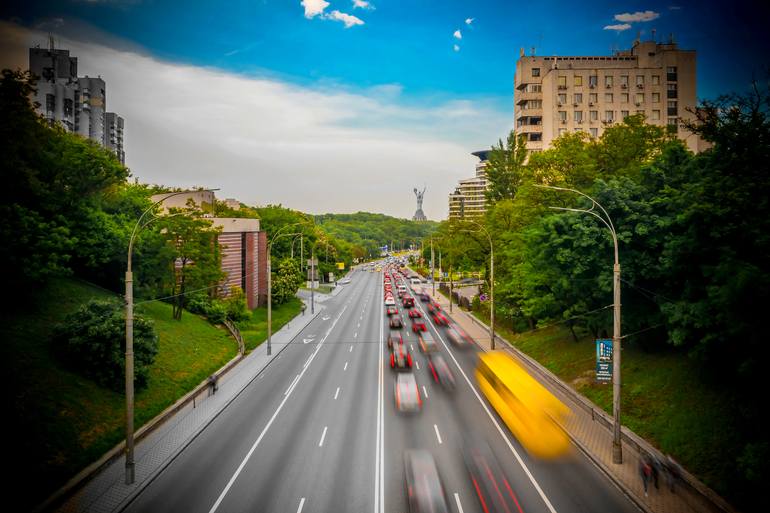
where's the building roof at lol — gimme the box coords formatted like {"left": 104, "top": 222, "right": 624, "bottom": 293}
{"left": 471, "top": 150, "right": 491, "bottom": 161}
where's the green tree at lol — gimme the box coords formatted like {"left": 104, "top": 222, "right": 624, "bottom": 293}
{"left": 272, "top": 257, "right": 303, "bottom": 305}
{"left": 485, "top": 130, "right": 529, "bottom": 203}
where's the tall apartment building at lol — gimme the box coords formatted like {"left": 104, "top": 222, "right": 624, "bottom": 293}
{"left": 514, "top": 38, "right": 700, "bottom": 153}
{"left": 448, "top": 150, "right": 490, "bottom": 220}
{"left": 29, "top": 42, "right": 126, "bottom": 163}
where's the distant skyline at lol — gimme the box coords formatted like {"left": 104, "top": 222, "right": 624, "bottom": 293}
{"left": 1, "top": 1, "right": 768, "bottom": 220}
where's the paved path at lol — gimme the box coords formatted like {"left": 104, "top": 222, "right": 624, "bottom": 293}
{"left": 426, "top": 286, "right": 729, "bottom": 513}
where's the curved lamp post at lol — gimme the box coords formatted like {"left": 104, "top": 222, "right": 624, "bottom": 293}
{"left": 456, "top": 219, "right": 495, "bottom": 350}
{"left": 535, "top": 184, "right": 623, "bottom": 464}
{"left": 124, "top": 189, "right": 218, "bottom": 484}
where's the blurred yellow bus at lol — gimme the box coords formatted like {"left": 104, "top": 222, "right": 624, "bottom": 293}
{"left": 476, "top": 351, "right": 571, "bottom": 459}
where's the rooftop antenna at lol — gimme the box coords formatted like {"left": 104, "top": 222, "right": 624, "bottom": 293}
{"left": 48, "top": 33, "right": 54, "bottom": 51}
{"left": 651, "top": 28, "right": 656, "bottom": 42}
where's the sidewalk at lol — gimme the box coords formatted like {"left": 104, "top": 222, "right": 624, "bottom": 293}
{"left": 51, "top": 299, "right": 325, "bottom": 513}
{"left": 427, "top": 287, "right": 732, "bottom": 513}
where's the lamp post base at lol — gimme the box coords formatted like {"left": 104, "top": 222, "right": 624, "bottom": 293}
{"left": 612, "top": 440, "right": 623, "bottom": 464}
{"left": 125, "top": 461, "right": 135, "bottom": 484}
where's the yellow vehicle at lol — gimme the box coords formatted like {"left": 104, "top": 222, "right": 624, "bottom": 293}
{"left": 476, "top": 351, "right": 571, "bottom": 459}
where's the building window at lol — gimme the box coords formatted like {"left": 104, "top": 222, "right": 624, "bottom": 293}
{"left": 605, "top": 93, "right": 614, "bottom": 103}
{"left": 529, "top": 133, "right": 543, "bottom": 141}
{"left": 574, "top": 93, "right": 582, "bottom": 104}
{"left": 605, "top": 76, "right": 613, "bottom": 87}
{"left": 528, "top": 84, "right": 542, "bottom": 92}
{"left": 590, "top": 127, "right": 598, "bottom": 137}
{"left": 574, "top": 110, "right": 583, "bottom": 122}
{"left": 589, "top": 75, "right": 598, "bottom": 87}
{"left": 532, "top": 68, "right": 541, "bottom": 77}
{"left": 635, "top": 93, "right": 644, "bottom": 104}
{"left": 527, "top": 100, "right": 542, "bottom": 109}
{"left": 558, "top": 93, "right": 567, "bottom": 104}
{"left": 652, "top": 92, "right": 661, "bottom": 103}
{"left": 652, "top": 75, "right": 660, "bottom": 85}
{"left": 589, "top": 93, "right": 598, "bottom": 103}
{"left": 621, "top": 93, "right": 629, "bottom": 103}
{"left": 636, "top": 109, "right": 645, "bottom": 115}
{"left": 605, "top": 110, "right": 615, "bottom": 122}
{"left": 668, "top": 100, "right": 678, "bottom": 116}
{"left": 574, "top": 76, "right": 583, "bottom": 86}
{"left": 667, "top": 66, "right": 677, "bottom": 81}
{"left": 559, "top": 111, "right": 567, "bottom": 122}
{"left": 652, "top": 110, "right": 661, "bottom": 120}
{"left": 636, "top": 75, "right": 644, "bottom": 86}
{"left": 558, "top": 76, "right": 567, "bottom": 88}
{"left": 45, "top": 93, "right": 55, "bottom": 113}
{"left": 590, "top": 110, "right": 598, "bottom": 121}
{"left": 667, "top": 83, "right": 678, "bottom": 99}
{"left": 63, "top": 99, "right": 73, "bottom": 117}
{"left": 621, "top": 110, "right": 629, "bottom": 119}
{"left": 620, "top": 75, "right": 629, "bottom": 87}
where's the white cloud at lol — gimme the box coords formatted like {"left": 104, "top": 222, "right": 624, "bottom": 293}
{"left": 604, "top": 23, "right": 632, "bottom": 31}
{"left": 453, "top": 29, "right": 462, "bottom": 40}
{"left": 465, "top": 18, "right": 474, "bottom": 25}
{"left": 352, "top": 0, "right": 374, "bottom": 9}
{"left": 614, "top": 10, "right": 660, "bottom": 23}
{"left": 0, "top": 20, "right": 509, "bottom": 220}
{"left": 453, "top": 44, "right": 460, "bottom": 52}
{"left": 301, "top": 0, "right": 330, "bottom": 19}
{"left": 326, "top": 10, "right": 364, "bottom": 28}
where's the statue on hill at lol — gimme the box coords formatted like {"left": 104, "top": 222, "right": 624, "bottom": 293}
{"left": 413, "top": 186, "right": 427, "bottom": 221}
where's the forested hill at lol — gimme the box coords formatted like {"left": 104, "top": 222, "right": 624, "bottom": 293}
{"left": 315, "top": 212, "right": 437, "bottom": 255}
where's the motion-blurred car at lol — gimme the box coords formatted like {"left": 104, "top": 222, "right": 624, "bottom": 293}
{"left": 389, "top": 316, "right": 403, "bottom": 329}
{"left": 395, "top": 373, "right": 421, "bottom": 412}
{"left": 386, "top": 306, "right": 399, "bottom": 316}
{"left": 428, "top": 303, "right": 441, "bottom": 314}
{"left": 418, "top": 331, "right": 439, "bottom": 353}
{"left": 384, "top": 296, "right": 396, "bottom": 306}
{"left": 404, "top": 450, "right": 449, "bottom": 513}
{"left": 408, "top": 309, "right": 422, "bottom": 319}
{"left": 462, "top": 440, "right": 519, "bottom": 513}
{"left": 411, "top": 319, "right": 427, "bottom": 333}
{"left": 427, "top": 354, "right": 455, "bottom": 391}
{"left": 390, "top": 344, "right": 413, "bottom": 371}
{"left": 387, "top": 331, "right": 403, "bottom": 350}
{"left": 444, "top": 325, "right": 470, "bottom": 348}
{"left": 402, "top": 296, "right": 415, "bottom": 308}
{"left": 432, "top": 312, "right": 448, "bottom": 326}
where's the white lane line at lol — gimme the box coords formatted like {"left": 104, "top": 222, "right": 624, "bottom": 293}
{"left": 350, "top": 345, "right": 353, "bottom": 352}
{"left": 296, "top": 497, "right": 306, "bottom": 513}
{"left": 454, "top": 493, "right": 464, "bottom": 513}
{"left": 415, "top": 361, "right": 420, "bottom": 370}
{"left": 411, "top": 344, "right": 415, "bottom": 351}
{"left": 334, "top": 387, "right": 340, "bottom": 400}
{"left": 344, "top": 361, "right": 348, "bottom": 371}
{"left": 423, "top": 386, "right": 429, "bottom": 399}
{"left": 319, "top": 426, "right": 328, "bottom": 447}
{"left": 434, "top": 424, "right": 443, "bottom": 444}
{"left": 208, "top": 302, "right": 350, "bottom": 513}
{"left": 358, "top": 322, "right": 361, "bottom": 328}
{"left": 284, "top": 374, "right": 300, "bottom": 396}
{"left": 415, "top": 299, "right": 559, "bottom": 513}
{"left": 303, "top": 355, "right": 313, "bottom": 368}
{"left": 354, "top": 332, "right": 358, "bottom": 338}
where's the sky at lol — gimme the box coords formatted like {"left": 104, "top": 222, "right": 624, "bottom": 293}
{"left": 1, "top": 0, "right": 768, "bottom": 220}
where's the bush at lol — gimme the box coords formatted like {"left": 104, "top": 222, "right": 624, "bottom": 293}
{"left": 54, "top": 299, "right": 159, "bottom": 391}
{"left": 224, "top": 287, "right": 250, "bottom": 322}
{"left": 184, "top": 289, "right": 249, "bottom": 323}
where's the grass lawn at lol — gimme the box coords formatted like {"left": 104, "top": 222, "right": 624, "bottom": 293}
{"left": 235, "top": 297, "right": 303, "bottom": 351}
{"left": 300, "top": 285, "right": 334, "bottom": 294}
{"left": 465, "top": 311, "right": 744, "bottom": 506}
{"left": 2, "top": 277, "right": 237, "bottom": 511}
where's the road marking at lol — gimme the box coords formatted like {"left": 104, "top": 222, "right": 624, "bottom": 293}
{"left": 303, "top": 355, "right": 313, "bottom": 368}
{"left": 344, "top": 361, "right": 348, "bottom": 371}
{"left": 284, "top": 374, "right": 300, "bottom": 396}
{"left": 374, "top": 276, "right": 385, "bottom": 513}
{"left": 208, "top": 302, "right": 350, "bottom": 513}
{"left": 411, "top": 344, "right": 414, "bottom": 351}
{"left": 358, "top": 322, "right": 361, "bottom": 328}
{"left": 415, "top": 361, "right": 420, "bottom": 370}
{"left": 319, "top": 426, "right": 328, "bottom": 447}
{"left": 354, "top": 332, "right": 358, "bottom": 338}
{"left": 423, "top": 386, "right": 429, "bottom": 399}
{"left": 454, "top": 493, "right": 464, "bottom": 513}
{"left": 334, "top": 387, "right": 340, "bottom": 400}
{"left": 296, "top": 497, "right": 305, "bottom": 513}
{"left": 434, "top": 424, "right": 443, "bottom": 444}
{"left": 415, "top": 298, "right": 559, "bottom": 513}
{"left": 350, "top": 345, "right": 353, "bottom": 352}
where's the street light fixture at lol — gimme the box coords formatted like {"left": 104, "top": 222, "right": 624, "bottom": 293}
{"left": 535, "top": 183, "right": 623, "bottom": 464}
{"left": 455, "top": 219, "right": 495, "bottom": 350}
{"left": 124, "top": 188, "right": 218, "bottom": 484}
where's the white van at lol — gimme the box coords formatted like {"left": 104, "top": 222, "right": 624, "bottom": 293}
{"left": 410, "top": 277, "right": 421, "bottom": 286}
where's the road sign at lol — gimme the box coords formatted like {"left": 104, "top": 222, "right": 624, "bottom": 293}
{"left": 336, "top": 262, "right": 345, "bottom": 270}
{"left": 307, "top": 258, "right": 318, "bottom": 266}
{"left": 479, "top": 293, "right": 488, "bottom": 302}
{"left": 596, "top": 339, "right": 613, "bottom": 382}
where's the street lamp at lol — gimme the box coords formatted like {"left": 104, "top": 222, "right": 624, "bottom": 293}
{"left": 456, "top": 220, "right": 495, "bottom": 350}
{"left": 535, "top": 184, "right": 623, "bottom": 464}
{"left": 124, "top": 188, "right": 218, "bottom": 484}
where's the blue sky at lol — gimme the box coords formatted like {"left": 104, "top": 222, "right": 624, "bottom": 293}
{"left": 1, "top": 1, "right": 768, "bottom": 219}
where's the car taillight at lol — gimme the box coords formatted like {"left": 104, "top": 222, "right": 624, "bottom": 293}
{"left": 390, "top": 354, "right": 394, "bottom": 367}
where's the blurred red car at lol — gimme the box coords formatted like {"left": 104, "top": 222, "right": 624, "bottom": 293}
{"left": 408, "top": 309, "right": 422, "bottom": 319}
{"left": 412, "top": 320, "right": 427, "bottom": 332}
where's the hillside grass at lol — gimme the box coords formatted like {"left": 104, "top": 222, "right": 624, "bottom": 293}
{"left": 468, "top": 309, "right": 742, "bottom": 503}
{"left": 236, "top": 297, "right": 303, "bottom": 351}
{"left": 3, "top": 277, "right": 237, "bottom": 510}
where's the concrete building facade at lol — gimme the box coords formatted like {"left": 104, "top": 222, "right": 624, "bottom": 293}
{"left": 514, "top": 38, "right": 700, "bottom": 153}
{"left": 29, "top": 43, "right": 126, "bottom": 162}
{"left": 448, "top": 150, "right": 490, "bottom": 220}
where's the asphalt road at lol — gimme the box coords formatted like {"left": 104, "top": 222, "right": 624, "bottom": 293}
{"left": 124, "top": 269, "right": 640, "bottom": 513}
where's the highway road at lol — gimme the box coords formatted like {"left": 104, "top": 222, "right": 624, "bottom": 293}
{"left": 124, "top": 268, "right": 640, "bottom": 513}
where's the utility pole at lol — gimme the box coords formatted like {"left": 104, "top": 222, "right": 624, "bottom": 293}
{"left": 431, "top": 238, "right": 435, "bottom": 297}
{"left": 449, "top": 264, "right": 453, "bottom": 313}
{"left": 311, "top": 248, "right": 315, "bottom": 314}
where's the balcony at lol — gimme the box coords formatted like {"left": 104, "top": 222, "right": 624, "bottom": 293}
{"left": 515, "top": 91, "right": 541, "bottom": 104}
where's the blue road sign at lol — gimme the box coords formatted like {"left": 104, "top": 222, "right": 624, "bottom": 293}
{"left": 596, "top": 339, "right": 613, "bottom": 382}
